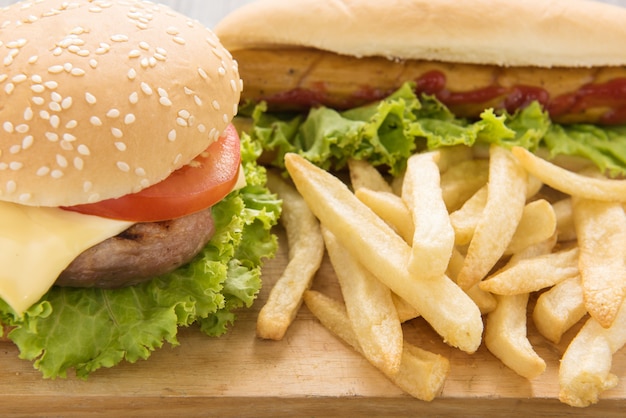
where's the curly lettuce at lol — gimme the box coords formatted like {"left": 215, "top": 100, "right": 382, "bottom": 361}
{"left": 243, "top": 82, "right": 626, "bottom": 177}
{"left": 0, "top": 133, "right": 281, "bottom": 379}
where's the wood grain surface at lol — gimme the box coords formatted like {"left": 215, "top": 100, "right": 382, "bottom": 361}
{"left": 0, "top": 226, "right": 624, "bottom": 417}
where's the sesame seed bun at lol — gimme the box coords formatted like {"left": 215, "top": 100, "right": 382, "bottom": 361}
{"left": 0, "top": 0, "right": 241, "bottom": 207}
{"left": 214, "top": 0, "right": 626, "bottom": 68}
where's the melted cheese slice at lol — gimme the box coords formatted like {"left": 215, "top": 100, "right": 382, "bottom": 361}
{"left": 0, "top": 202, "right": 133, "bottom": 315}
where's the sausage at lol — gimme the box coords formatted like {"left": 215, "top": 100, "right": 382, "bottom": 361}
{"left": 234, "top": 47, "right": 626, "bottom": 124}
{"left": 56, "top": 209, "right": 215, "bottom": 288}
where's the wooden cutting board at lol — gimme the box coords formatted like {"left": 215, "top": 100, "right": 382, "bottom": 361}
{"left": 0, "top": 226, "right": 624, "bottom": 417}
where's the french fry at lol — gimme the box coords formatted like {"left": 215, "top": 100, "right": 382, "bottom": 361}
{"left": 392, "top": 293, "right": 421, "bottom": 322}
{"left": 436, "top": 144, "right": 474, "bottom": 172}
{"left": 440, "top": 158, "right": 489, "bottom": 212}
{"left": 505, "top": 199, "right": 556, "bottom": 255}
{"left": 449, "top": 185, "right": 487, "bottom": 246}
{"left": 533, "top": 275, "right": 586, "bottom": 344}
{"left": 402, "top": 151, "right": 455, "bottom": 280}
{"left": 447, "top": 247, "right": 497, "bottom": 314}
{"left": 512, "top": 146, "right": 626, "bottom": 201}
{"left": 479, "top": 246, "right": 578, "bottom": 295}
{"left": 553, "top": 198, "right": 577, "bottom": 242}
{"left": 303, "top": 290, "right": 450, "bottom": 402}
{"left": 559, "top": 300, "right": 626, "bottom": 407}
{"left": 457, "top": 145, "right": 528, "bottom": 289}
{"left": 256, "top": 171, "right": 325, "bottom": 340}
{"left": 572, "top": 196, "right": 626, "bottom": 328}
{"left": 485, "top": 293, "right": 546, "bottom": 380}
{"left": 285, "top": 153, "right": 483, "bottom": 353}
{"left": 348, "top": 158, "right": 393, "bottom": 193}
{"left": 355, "top": 188, "right": 413, "bottom": 244}
{"left": 321, "top": 226, "right": 403, "bottom": 376}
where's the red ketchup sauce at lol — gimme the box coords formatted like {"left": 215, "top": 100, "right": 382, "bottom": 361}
{"left": 262, "top": 71, "right": 626, "bottom": 124}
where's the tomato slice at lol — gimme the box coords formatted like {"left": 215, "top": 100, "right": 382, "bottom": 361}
{"left": 64, "top": 124, "right": 242, "bottom": 222}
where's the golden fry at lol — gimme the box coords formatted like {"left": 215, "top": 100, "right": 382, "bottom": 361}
{"left": 348, "top": 158, "right": 393, "bottom": 193}
{"left": 322, "top": 226, "right": 403, "bottom": 376}
{"left": 355, "top": 188, "right": 413, "bottom": 244}
{"left": 457, "top": 145, "right": 527, "bottom": 289}
{"left": 285, "top": 153, "right": 483, "bottom": 353}
{"left": 572, "top": 196, "right": 626, "bottom": 328}
{"left": 303, "top": 290, "right": 450, "bottom": 402}
{"left": 402, "top": 151, "right": 455, "bottom": 280}
{"left": 533, "top": 276, "right": 586, "bottom": 344}
{"left": 256, "top": 171, "right": 325, "bottom": 340}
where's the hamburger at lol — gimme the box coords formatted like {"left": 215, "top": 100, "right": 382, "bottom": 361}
{"left": 0, "top": 0, "right": 280, "bottom": 378}
{"left": 215, "top": 0, "right": 626, "bottom": 178}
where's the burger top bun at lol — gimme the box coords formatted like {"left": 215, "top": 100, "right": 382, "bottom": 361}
{"left": 215, "top": 0, "right": 626, "bottom": 68}
{"left": 0, "top": 0, "right": 242, "bottom": 207}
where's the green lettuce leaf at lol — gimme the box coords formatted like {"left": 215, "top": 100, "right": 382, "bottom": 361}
{"left": 0, "top": 133, "right": 281, "bottom": 379}
{"left": 244, "top": 81, "right": 626, "bottom": 177}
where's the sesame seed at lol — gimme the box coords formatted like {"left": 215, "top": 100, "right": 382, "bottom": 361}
{"left": 45, "top": 132, "right": 58, "bottom": 141}
{"left": 211, "top": 100, "right": 220, "bottom": 110}
{"left": 176, "top": 117, "right": 187, "bottom": 127}
{"left": 63, "top": 62, "right": 73, "bottom": 72}
{"left": 48, "top": 65, "right": 64, "bottom": 74}
{"left": 71, "top": 68, "right": 85, "bottom": 76}
{"left": 44, "top": 81, "right": 58, "bottom": 89}
{"left": 50, "top": 115, "right": 60, "bottom": 128}
{"left": 173, "top": 36, "right": 186, "bottom": 45}
{"left": 140, "top": 82, "right": 152, "bottom": 95}
{"left": 124, "top": 113, "right": 136, "bottom": 124}
{"left": 139, "top": 41, "right": 149, "bottom": 50}
{"left": 114, "top": 141, "right": 126, "bottom": 151}
{"left": 22, "top": 135, "right": 33, "bottom": 149}
{"left": 167, "top": 129, "right": 176, "bottom": 141}
{"left": 6, "top": 181, "right": 16, "bottom": 193}
{"left": 65, "top": 120, "right": 77, "bottom": 129}
{"left": 140, "top": 58, "right": 149, "bottom": 68}
{"left": 85, "top": 92, "right": 96, "bottom": 104}
{"left": 31, "top": 74, "right": 42, "bottom": 83}
{"left": 157, "top": 87, "right": 168, "bottom": 97}
{"left": 127, "top": 68, "right": 137, "bottom": 80}
{"left": 15, "top": 124, "right": 29, "bottom": 133}
{"left": 87, "top": 193, "right": 100, "bottom": 203}
{"left": 197, "top": 67, "right": 208, "bottom": 79}
{"left": 12, "top": 73, "right": 27, "bottom": 83}
{"left": 178, "top": 109, "right": 190, "bottom": 118}
{"left": 61, "top": 97, "right": 73, "bottom": 109}
{"left": 9, "top": 145, "right": 20, "bottom": 154}
{"left": 4, "top": 83, "right": 14, "bottom": 94}
{"left": 153, "top": 53, "right": 166, "bottom": 61}
{"left": 60, "top": 140, "right": 73, "bottom": 151}
{"left": 128, "top": 49, "right": 141, "bottom": 58}
{"left": 230, "top": 79, "right": 238, "bottom": 92}
{"left": 129, "top": 92, "right": 138, "bottom": 104}
{"left": 222, "top": 114, "right": 229, "bottom": 123}
{"left": 31, "top": 84, "right": 44, "bottom": 93}
{"left": 40, "top": 110, "right": 50, "bottom": 120}
{"left": 51, "top": 169, "right": 63, "bottom": 179}
{"left": 197, "top": 124, "right": 206, "bottom": 133}
{"left": 106, "top": 108, "right": 120, "bottom": 118}
{"left": 51, "top": 92, "right": 62, "bottom": 103}
{"left": 89, "top": 59, "right": 98, "bottom": 68}
{"left": 217, "top": 66, "right": 226, "bottom": 76}
{"left": 77, "top": 144, "right": 90, "bottom": 155}
{"left": 9, "top": 161, "right": 23, "bottom": 170}
{"left": 117, "top": 161, "right": 130, "bottom": 172}
{"left": 49, "top": 102, "right": 62, "bottom": 112}
{"left": 18, "top": 193, "right": 31, "bottom": 203}
{"left": 159, "top": 97, "right": 172, "bottom": 106}
{"left": 63, "top": 133, "right": 76, "bottom": 142}
{"left": 74, "top": 157, "right": 84, "bottom": 170}
{"left": 166, "top": 26, "right": 179, "bottom": 35}
{"left": 28, "top": 55, "right": 38, "bottom": 64}
{"left": 194, "top": 95, "right": 202, "bottom": 106}
{"left": 36, "top": 166, "right": 50, "bottom": 176}
{"left": 56, "top": 154, "right": 68, "bottom": 168}
{"left": 135, "top": 167, "right": 146, "bottom": 176}
{"left": 111, "top": 34, "right": 129, "bottom": 42}
{"left": 32, "top": 97, "right": 44, "bottom": 106}
{"left": 83, "top": 181, "right": 92, "bottom": 192}
{"left": 3, "top": 122, "right": 13, "bottom": 133}
{"left": 90, "top": 116, "right": 102, "bottom": 126}
{"left": 111, "top": 128, "right": 123, "bottom": 138}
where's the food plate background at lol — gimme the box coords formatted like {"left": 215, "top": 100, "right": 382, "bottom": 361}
{"left": 0, "top": 0, "right": 625, "bottom": 416}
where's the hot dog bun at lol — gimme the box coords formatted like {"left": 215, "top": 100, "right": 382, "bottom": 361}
{"left": 214, "top": 0, "right": 626, "bottom": 67}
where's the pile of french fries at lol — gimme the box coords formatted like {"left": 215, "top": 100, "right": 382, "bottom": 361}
{"left": 257, "top": 143, "right": 626, "bottom": 407}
